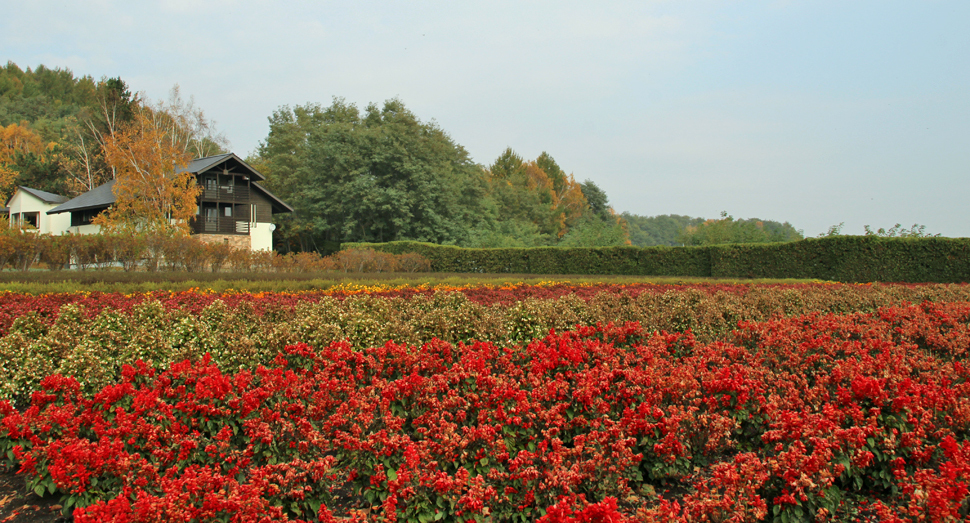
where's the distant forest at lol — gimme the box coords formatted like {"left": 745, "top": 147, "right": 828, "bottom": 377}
{"left": 1, "top": 61, "right": 804, "bottom": 251}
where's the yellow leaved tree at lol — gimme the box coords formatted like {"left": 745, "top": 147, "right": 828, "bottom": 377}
{"left": 0, "top": 122, "right": 51, "bottom": 203}
{"left": 96, "top": 101, "right": 202, "bottom": 234}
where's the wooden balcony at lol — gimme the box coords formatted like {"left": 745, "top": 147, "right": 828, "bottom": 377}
{"left": 201, "top": 185, "right": 250, "bottom": 203}
{"left": 190, "top": 216, "right": 250, "bottom": 235}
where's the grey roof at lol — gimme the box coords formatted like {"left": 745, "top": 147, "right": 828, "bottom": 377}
{"left": 48, "top": 180, "right": 116, "bottom": 215}
{"left": 45, "top": 152, "right": 290, "bottom": 215}
{"left": 252, "top": 182, "right": 295, "bottom": 213}
{"left": 180, "top": 153, "right": 235, "bottom": 174}
{"left": 17, "top": 186, "right": 70, "bottom": 205}
{"left": 179, "top": 152, "right": 266, "bottom": 181}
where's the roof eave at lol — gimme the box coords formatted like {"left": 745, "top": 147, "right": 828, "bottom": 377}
{"left": 47, "top": 204, "right": 111, "bottom": 215}
{"left": 185, "top": 153, "right": 267, "bottom": 182}
{"left": 251, "top": 182, "right": 295, "bottom": 214}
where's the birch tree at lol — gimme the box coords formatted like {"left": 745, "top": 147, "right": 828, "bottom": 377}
{"left": 95, "top": 102, "right": 201, "bottom": 234}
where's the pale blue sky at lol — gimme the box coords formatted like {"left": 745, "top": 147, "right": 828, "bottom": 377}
{"left": 3, "top": 0, "right": 968, "bottom": 236}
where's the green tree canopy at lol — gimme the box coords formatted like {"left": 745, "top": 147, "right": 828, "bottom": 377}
{"left": 678, "top": 212, "right": 803, "bottom": 246}
{"left": 255, "top": 98, "right": 483, "bottom": 248}
{"left": 622, "top": 213, "right": 706, "bottom": 247}
{"left": 579, "top": 180, "right": 611, "bottom": 220}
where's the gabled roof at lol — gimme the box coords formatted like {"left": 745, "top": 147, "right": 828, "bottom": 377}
{"left": 48, "top": 180, "right": 116, "bottom": 215}
{"left": 180, "top": 153, "right": 235, "bottom": 174}
{"left": 45, "top": 152, "right": 291, "bottom": 216}
{"left": 252, "top": 182, "right": 295, "bottom": 213}
{"left": 179, "top": 152, "right": 266, "bottom": 181}
{"left": 5, "top": 186, "right": 69, "bottom": 207}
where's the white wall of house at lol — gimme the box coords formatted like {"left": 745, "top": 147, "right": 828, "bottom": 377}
{"left": 250, "top": 223, "right": 275, "bottom": 251}
{"left": 68, "top": 224, "right": 103, "bottom": 236}
{"left": 49, "top": 213, "right": 70, "bottom": 235}
{"left": 6, "top": 190, "right": 70, "bottom": 234}
{"left": 44, "top": 212, "right": 70, "bottom": 235}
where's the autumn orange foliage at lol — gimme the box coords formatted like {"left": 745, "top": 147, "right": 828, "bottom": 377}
{"left": 522, "top": 160, "right": 588, "bottom": 238}
{"left": 97, "top": 105, "right": 201, "bottom": 234}
{"left": 0, "top": 122, "right": 51, "bottom": 202}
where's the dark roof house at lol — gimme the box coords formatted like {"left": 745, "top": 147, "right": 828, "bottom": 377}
{"left": 48, "top": 180, "right": 116, "bottom": 216}
{"left": 47, "top": 152, "right": 293, "bottom": 251}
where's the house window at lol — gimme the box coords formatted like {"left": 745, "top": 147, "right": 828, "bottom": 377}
{"left": 71, "top": 210, "right": 98, "bottom": 227}
{"left": 224, "top": 206, "right": 232, "bottom": 217}
{"left": 22, "top": 212, "right": 39, "bottom": 228}
{"left": 250, "top": 204, "right": 257, "bottom": 226}
{"left": 205, "top": 176, "right": 217, "bottom": 192}
{"left": 204, "top": 207, "right": 218, "bottom": 232}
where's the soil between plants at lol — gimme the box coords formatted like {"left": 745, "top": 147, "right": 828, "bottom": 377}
{"left": 0, "top": 467, "right": 67, "bottom": 523}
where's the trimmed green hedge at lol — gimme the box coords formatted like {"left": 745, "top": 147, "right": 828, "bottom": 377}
{"left": 346, "top": 237, "right": 970, "bottom": 283}
{"left": 710, "top": 236, "right": 970, "bottom": 282}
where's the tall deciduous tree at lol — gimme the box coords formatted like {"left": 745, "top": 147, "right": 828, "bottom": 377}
{"left": 481, "top": 148, "right": 554, "bottom": 244}
{"left": 0, "top": 122, "right": 52, "bottom": 202}
{"left": 253, "top": 96, "right": 629, "bottom": 249}
{"left": 162, "top": 85, "right": 229, "bottom": 158}
{"left": 534, "top": 152, "right": 587, "bottom": 237}
{"left": 96, "top": 102, "right": 201, "bottom": 233}
{"left": 67, "top": 77, "right": 137, "bottom": 190}
{"left": 256, "top": 98, "right": 480, "bottom": 247}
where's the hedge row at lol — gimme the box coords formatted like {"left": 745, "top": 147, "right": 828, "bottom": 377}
{"left": 0, "top": 228, "right": 428, "bottom": 274}
{"left": 710, "top": 236, "right": 970, "bottom": 282}
{"left": 345, "top": 242, "right": 713, "bottom": 277}
{"left": 348, "top": 236, "right": 970, "bottom": 282}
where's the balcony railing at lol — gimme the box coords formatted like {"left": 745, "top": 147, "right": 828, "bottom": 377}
{"left": 201, "top": 185, "right": 250, "bottom": 203}
{"left": 190, "top": 216, "right": 250, "bottom": 235}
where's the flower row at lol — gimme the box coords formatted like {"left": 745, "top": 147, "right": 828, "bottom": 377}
{"left": 3, "top": 283, "right": 970, "bottom": 407}
{"left": 4, "top": 281, "right": 959, "bottom": 337}
{"left": 2, "top": 301, "right": 969, "bottom": 521}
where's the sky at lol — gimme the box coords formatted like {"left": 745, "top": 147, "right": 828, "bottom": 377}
{"left": 3, "top": 0, "right": 969, "bottom": 237}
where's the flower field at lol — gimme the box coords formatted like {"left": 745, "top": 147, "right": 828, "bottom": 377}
{"left": 1, "top": 282, "right": 969, "bottom": 521}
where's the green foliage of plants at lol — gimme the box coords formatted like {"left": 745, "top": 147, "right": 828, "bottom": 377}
{"left": 709, "top": 236, "right": 970, "bottom": 283}
{"left": 352, "top": 236, "right": 970, "bottom": 283}
{"left": 347, "top": 241, "right": 712, "bottom": 277}
{"left": 679, "top": 212, "right": 803, "bottom": 246}
{"left": 0, "top": 273, "right": 739, "bottom": 295}
{"left": 252, "top": 99, "right": 629, "bottom": 250}
{"left": 863, "top": 223, "right": 940, "bottom": 238}
{"left": 0, "top": 62, "right": 137, "bottom": 196}
{"left": 621, "top": 213, "right": 705, "bottom": 247}
{"left": 2, "top": 283, "right": 970, "bottom": 407}
{"left": 622, "top": 212, "right": 803, "bottom": 247}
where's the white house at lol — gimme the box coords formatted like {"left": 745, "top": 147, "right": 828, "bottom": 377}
{"left": 4, "top": 186, "right": 71, "bottom": 234}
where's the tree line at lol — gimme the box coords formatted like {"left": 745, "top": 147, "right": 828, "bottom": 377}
{"left": 2, "top": 60, "right": 809, "bottom": 250}
{"left": 249, "top": 98, "right": 632, "bottom": 251}
{"left": 0, "top": 62, "right": 226, "bottom": 234}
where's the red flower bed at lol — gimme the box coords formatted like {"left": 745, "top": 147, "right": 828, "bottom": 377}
{"left": 2, "top": 301, "right": 969, "bottom": 521}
